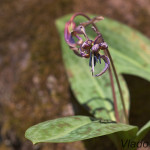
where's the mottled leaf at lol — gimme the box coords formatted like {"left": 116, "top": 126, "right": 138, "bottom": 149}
{"left": 25, "top": 116, "right": 138, "bottom": 144}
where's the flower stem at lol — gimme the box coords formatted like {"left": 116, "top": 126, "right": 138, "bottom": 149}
{"left": 104, "top": 51, "right": 120, "bottom": 122}
{"left": 106, "top": 49, "right": 129, "bottom": 124}
{"left": 109, "top": 67, "right": 120, "bottom": 122}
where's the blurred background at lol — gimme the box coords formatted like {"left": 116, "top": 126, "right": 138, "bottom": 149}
{"left": 0, "top": 0, "right": 150, "bottom": 150}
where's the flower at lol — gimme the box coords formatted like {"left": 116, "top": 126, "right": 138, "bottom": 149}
{"left": 64, "top": 13, "right": 110, "bottom": 77}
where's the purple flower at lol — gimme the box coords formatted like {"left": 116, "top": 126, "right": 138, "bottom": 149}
{"left": 64, "top": 13, "right": 110, "bottom": 77}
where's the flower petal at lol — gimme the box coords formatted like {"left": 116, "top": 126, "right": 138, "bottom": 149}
{"left": 64, "top": 21, "right": 76, "bottom": 47}
{"left": 94, "top": 55, "right": 110, "bottom": 77}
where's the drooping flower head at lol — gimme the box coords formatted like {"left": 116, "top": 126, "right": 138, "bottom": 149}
{"left": 64, "top": 13, "right": 110, "bottom": 77}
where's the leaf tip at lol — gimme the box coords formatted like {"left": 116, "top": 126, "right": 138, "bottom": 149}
{"left": 32, "top": 141, "right": 37, "bottom": 145}
{"left": 25, "top": 131, "right": 37, "bottom": 145}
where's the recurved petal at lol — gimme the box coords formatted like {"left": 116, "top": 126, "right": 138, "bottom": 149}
{"left": 94, "top": 55, "right": 110, "bottom": 77}
{"left": 64, "top": 21, "right": 76, "bottom": 47}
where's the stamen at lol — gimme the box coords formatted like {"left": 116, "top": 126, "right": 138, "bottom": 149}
{"left": 92, "top": 54, "right": 95, "bottom": 76}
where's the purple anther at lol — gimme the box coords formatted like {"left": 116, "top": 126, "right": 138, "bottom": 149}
{"left": 89, "top": 52, "right": 92, "bottom": 67}
{"left": 94, "top": 55, "right": 98, "bottom": 65}
{"left": 98, "top": 53, "right": 101, "bottom": 64}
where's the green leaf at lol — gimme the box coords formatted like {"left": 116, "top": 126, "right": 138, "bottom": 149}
{"left": 55, "top": 14, "right": 150, "bottom": 122}
{"left": 135, "top": 121, "right": 150, "bottom": 141}
{"left": 25, "top": 116, "right": 138, "bottom": 144}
